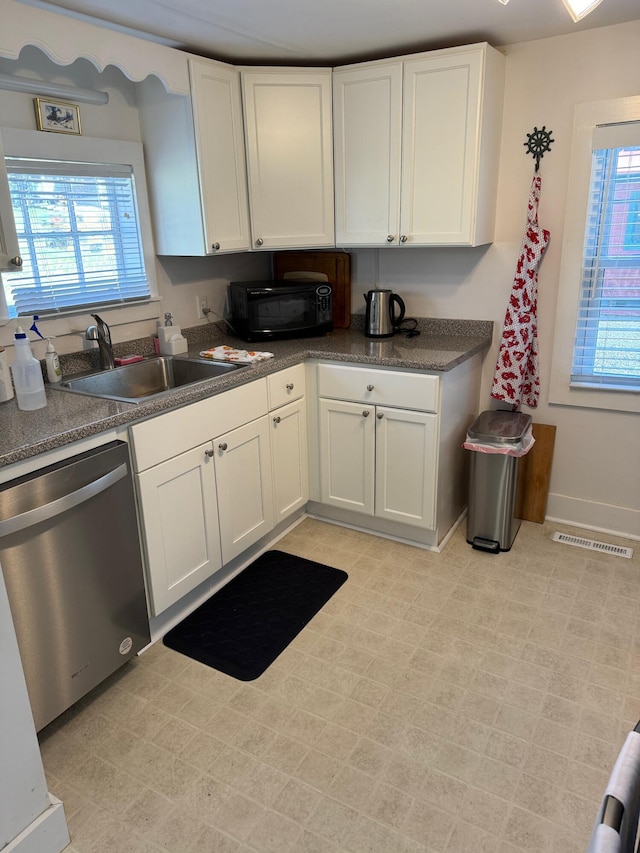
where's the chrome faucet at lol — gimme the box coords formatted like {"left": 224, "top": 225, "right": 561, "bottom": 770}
{"left": 86, "top": 314, "right": 115, "bottom": 369}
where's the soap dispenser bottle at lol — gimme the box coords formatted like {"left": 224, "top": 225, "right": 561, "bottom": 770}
{"left": 11, "top": 326, "right": 47, "bottom": 410}
{"left": 45, "top": 338, "right": 62, "bottom": 384}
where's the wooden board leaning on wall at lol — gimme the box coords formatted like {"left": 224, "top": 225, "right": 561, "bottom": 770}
{"left": 273, "top": 251, "right": 351, "bottom": 329}
{"left": 515, "top": 423, "right": 557, "bottom": 524}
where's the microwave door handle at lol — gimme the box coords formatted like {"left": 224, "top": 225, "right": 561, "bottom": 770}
{"left": 0, "top": 464, "right": 127, "bottom": 537}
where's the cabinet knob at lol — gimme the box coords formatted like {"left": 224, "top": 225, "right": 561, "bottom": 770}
{"left": 286, "top": 383, "right": 294, "bottom": 391}
{"left": 362, "top": 410, "right": 370, "bottom": 417}
{"left": 218, "top": 442, "right": 228, "bottom": 451}
{"left": 376, "top": 412, "right": 384, "bottom": 419}
{"left": 255, "top": 237, "right": 264, "bottom": 247}
{"left": 211, "top": 242, "right": 220, "bottom": 251}
{"left": 204, "top": 448, "right": 214, "bottom": 458}
{"left": 386, "top": 235, "right": 394, "bottom": 243}
{"left": 273, "top": 415, "right": 281, "bottom": 424}
{"left": 367, "top": 384, "right": 375, "bottom": 391}
{"left": 10, "top": 256, "right": 22, "bottom": 267}
{"left": 400, "top": 235, "right": 408, "bottom": 243}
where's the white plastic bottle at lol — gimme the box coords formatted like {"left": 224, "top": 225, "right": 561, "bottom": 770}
{"left": 45, "top": 338, "right": 62, "bottom": 384}
{"left": 11, "top": 326, "right": 47, "bottom": 411}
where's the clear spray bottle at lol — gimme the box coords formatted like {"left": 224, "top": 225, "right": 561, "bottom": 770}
{"left": 11, "top": 326, "right": 47, "bottom": 410}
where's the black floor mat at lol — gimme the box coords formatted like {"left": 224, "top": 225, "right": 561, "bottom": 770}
{"left": 162, "top": 550, "right": 348, "bottom": 681}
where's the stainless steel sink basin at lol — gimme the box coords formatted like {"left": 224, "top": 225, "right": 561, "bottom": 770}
{"left": 51, "top": 355, "right": 248, "bottom": 404}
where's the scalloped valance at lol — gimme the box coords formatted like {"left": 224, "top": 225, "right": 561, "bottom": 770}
{"left": 1, "top": 0, "right": 190, "bottom": 95}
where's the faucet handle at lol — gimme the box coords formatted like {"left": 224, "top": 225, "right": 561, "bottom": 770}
{"left": 85, "top": 324, "right": 99, "bottom": 341}
{"left": 164, "top": 312, "right": 173, "bottom": 326}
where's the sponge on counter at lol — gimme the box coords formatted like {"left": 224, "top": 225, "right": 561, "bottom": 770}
{"left": 114, "top": 355, "right": 145, "bottom": 366}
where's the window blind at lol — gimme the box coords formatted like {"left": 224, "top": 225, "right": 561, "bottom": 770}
{"left": 2, "top": 157, "right": 150, "bottom": 316}
{"left": 571, "top": 122, "right": 640, "bottom": 390}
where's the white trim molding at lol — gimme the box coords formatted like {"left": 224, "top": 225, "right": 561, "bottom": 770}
{"left": 4, "top": 796, "right": 69, "bottom": 853}
{"left": 1, "top": 0, "right": 190, "bottom": 95}
{"left": 547, "top": 492, "right": 640, "bottom": 542}
{"left": 549, "top": 94, "right": 640, "bottom": 414}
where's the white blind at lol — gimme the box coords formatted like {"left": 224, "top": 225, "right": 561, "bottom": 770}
{"left": 2, "top": 157, "right": 150, "bottom": 316}
{"left": 571, "top": 122, "right": 640, "bottom": 390}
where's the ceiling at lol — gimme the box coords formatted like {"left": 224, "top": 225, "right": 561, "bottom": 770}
{"left": 20, "top": 0, "right": 640, "bottom": 65}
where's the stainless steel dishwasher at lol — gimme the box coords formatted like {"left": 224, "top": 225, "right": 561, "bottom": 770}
{"left": 0, "top": 440, "right": 150, "bottom": 732}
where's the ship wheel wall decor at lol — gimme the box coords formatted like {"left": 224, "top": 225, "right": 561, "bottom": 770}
{"left": 524, "top": 126, "right": 554, "bottom": 171}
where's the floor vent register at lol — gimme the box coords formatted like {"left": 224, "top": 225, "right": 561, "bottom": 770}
{"left": 552, "top": 531, "right": 633, "bottom": 559}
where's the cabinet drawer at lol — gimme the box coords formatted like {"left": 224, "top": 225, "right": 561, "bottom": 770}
{"left": 129, "top": 378, "right": 268, "bottom": 472}
{"left": 317, "top": 363, "right": 439, "bottom": 412}
{"left": 267, "top": 364, "right": 305, "bottom": 409}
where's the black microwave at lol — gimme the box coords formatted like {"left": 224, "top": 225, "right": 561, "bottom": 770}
{"left": 228, "top": 280, "right": 333, "bottom": 342}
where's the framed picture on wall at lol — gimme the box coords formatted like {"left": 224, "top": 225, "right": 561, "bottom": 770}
{"left": 34, "top": 98, "right": 82, "bottom": 135}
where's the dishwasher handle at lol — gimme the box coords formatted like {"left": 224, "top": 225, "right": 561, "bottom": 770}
{"left": 0, "top": 463, "right": 128, "bottom": 537}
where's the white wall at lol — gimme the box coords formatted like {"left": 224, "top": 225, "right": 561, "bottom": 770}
{"left": 350, "top": 21, "right": 640, "bottom": 538}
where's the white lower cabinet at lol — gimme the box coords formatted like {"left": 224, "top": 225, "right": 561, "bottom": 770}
{"left": 318, "top": 398, "right": 437, "bottom": 528}
{"left": 374, "top": 405, "right": 438, "bottom": 528}
{"left": 309, "top": 358, "right": 481, "bottom": 548}
{"left": 271, "top": 398, "right": 309, "bottom": 523}
{"left": 130, "top": 379, "right": 275, "bottom": 616}
{"left": 267, "top": 364, "right": 309, "bottom": 524}
{"left": 215, "top": 416, "right": 274, "bottom": 564}
{"left": 135, "top": 442, "right": 222, "bottom": 616}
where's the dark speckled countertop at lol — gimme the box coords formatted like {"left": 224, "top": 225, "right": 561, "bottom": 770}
{"left": 0, "top": 317, "right": 492, "bottom": 469}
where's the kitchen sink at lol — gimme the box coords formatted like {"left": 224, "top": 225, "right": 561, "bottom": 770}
{"left": 50, "top": 355, "right": 248, "bottom": 404}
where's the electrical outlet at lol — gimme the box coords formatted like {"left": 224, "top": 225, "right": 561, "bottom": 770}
{"left": 195, "top": 295, "right": 209, "bottom": 319}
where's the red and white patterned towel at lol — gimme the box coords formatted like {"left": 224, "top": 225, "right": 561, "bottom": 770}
{"left": 491, "top": 174, "right": 550, "bottom": 408}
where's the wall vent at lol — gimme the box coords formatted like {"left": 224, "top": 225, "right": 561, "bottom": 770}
{"left": 552, "top": 532, "right": 633, "bottom": 559}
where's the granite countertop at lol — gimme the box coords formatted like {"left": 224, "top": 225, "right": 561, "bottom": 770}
{"left": 0, "top": 317, "right": 492, "bottom": 468}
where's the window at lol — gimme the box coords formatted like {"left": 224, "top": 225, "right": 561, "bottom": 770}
{"left": 571, "top": 134, "right": 640, "bottom": 388}
{"left": 550, "top": 97, "right": 640, "bottom": 414}
{"left": 2, "top": 159, "right": 150, "bottom": 317}
{"left": 0, "top": 129, "right": 158, "bottom": 325}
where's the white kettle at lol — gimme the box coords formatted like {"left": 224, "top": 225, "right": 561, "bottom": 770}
{"left": 364, "top": 289, "right": 406, "bottom": 338}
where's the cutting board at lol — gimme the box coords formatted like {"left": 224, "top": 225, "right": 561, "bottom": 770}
{"left": 515, "top": 423, "right": 557, "bottom": 523}
{"left": 273, "top": 251, "right": 351, "bottom": 328}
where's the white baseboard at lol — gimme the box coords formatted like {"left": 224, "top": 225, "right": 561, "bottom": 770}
{"left": 5, "top": 795, "right": 69, "bottom": 853}
{"left": 546, "top": 493, "right": 640, "bottom": 542}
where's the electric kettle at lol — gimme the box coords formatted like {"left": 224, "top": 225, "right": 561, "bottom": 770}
{"left": 364, "top": 289, "right": 406, "bottom": 338}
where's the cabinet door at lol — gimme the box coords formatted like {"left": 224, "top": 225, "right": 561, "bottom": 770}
{"left": 215, "top": 416, "right": 274, "bottom": 563}
{"left": 400, "top": 49, "right": 482, "bottom": 246}
{"left": 318, "top": 398, "right": 375, "bottom": 514}
{"left": 241, "top": 69, "right": 334, "bottom": 250}
{"left": 375, "top": 406, "right": 438, "bottom": 529}
{"left": 189, "top": 58, "right": 251, "bottom": 254}
{"left": 333, "top": 62, "right": 403, "bottom": 247}
{"left": 135, "top": 443, "right": 222, "bottom": 615}
{"left": 271, "top": 398, "right": 309, "bottom": 523}
{"left": 0, "top": 132, "right": 21, "bottom": 273}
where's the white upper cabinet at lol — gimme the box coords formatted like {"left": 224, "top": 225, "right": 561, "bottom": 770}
{"left": 333, "top": 62, "right": 403, "bottom": 247}
{"left": 241, "top": 68, "right": 335, "bottom": 250}
{"left": 0, "top": 132, "right": 22, "bottom": 273}
{"left": 333, "top": 43, "right": 505, "bottom": 247}
{"left": 137, "top": 57, "right": 250, "bottom": 255}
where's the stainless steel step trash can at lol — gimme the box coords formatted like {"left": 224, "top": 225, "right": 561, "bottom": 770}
{"left": 464, "top": 410, "right": 533, "bottom": 553}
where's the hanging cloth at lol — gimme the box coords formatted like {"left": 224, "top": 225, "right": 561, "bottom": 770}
{"left": 491, "top": 174, "right": 550, "bottom": 409}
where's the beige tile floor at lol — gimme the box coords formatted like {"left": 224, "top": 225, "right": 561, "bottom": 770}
{"left": 40, "top": 517, "right": 640, "bottom": 853}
